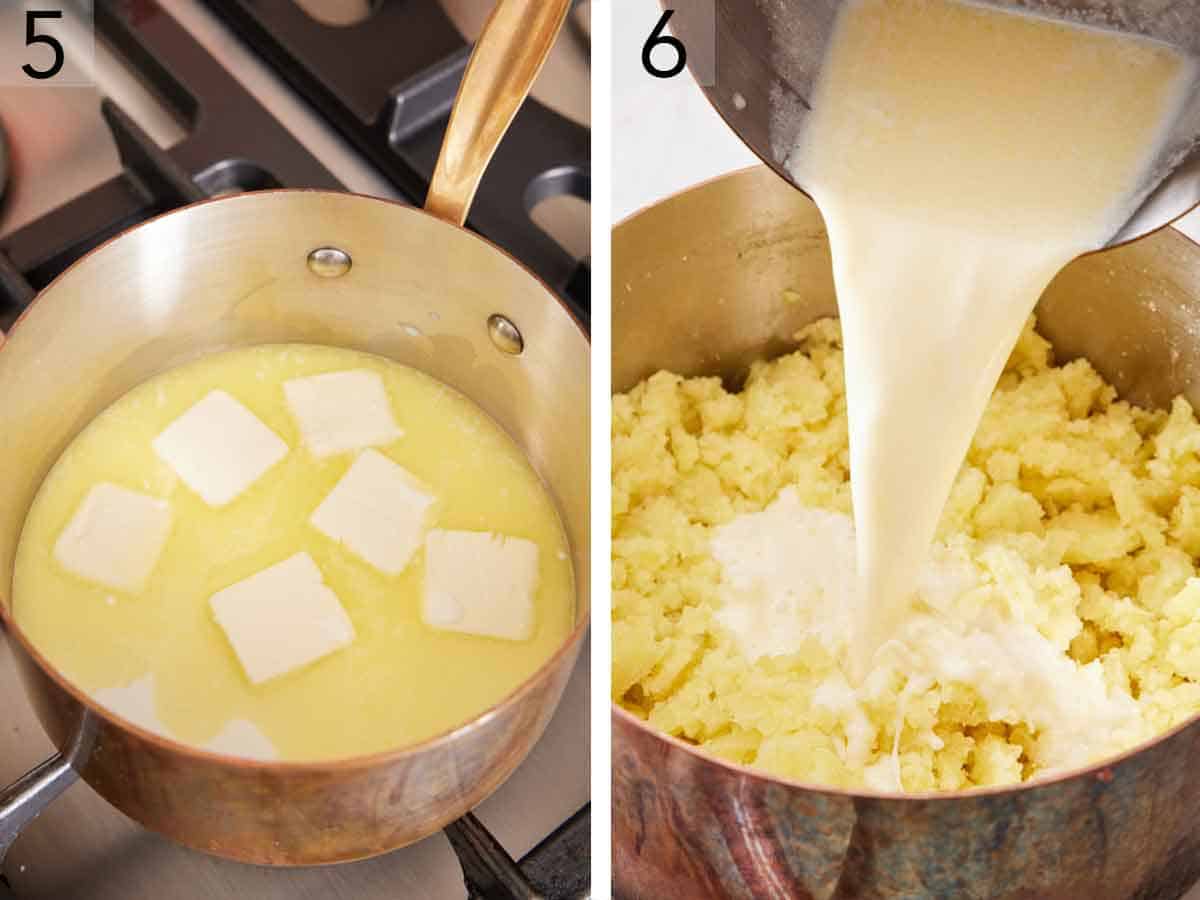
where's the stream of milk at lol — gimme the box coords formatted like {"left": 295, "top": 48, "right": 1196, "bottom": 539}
{"left": 787, "top": 0, "right": 1198, "bottom": 678}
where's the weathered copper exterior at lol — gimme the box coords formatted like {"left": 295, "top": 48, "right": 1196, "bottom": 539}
{"left": 0, "top": 189, "right": 589, "bottom": 865}
{"left": 612, "top": 167, "right": 1200, "bottom": 898}
{"left": 615, "top": 707, "right": 1200, "bottom": 900}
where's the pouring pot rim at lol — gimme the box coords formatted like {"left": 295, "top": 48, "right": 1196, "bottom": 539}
{"left": 0, "top": 186, "right": 591, "bottom": 774}
{"left": 611, "top": 163, "right": 1200, "bottom": 804}
{"left": 620, "top": 157, "right": 1200, "bottom": 258}
{"left": 673, "top": 13, "right": 1200, "bottom": 255}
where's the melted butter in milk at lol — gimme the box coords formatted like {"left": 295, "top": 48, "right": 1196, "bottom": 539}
{"left": 13, "top": 345, "right": 574, "bottom": 761}
{"left": 790, "top": 0, "right": 1197, "bottom": 677}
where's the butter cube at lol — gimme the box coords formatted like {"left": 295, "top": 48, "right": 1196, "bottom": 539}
{"left": 204, "top": 718, "right": 278, "bottom": 760}
{"left": 210, "top": 552, "right": 355, "bottom": 685}
{"left": 423, "top": 530, "right": 540, "bottom": 641}
{"left": 153, "top": 390, "right": 288, "bottom": 506}
{"left": 310, "top": 450, "right": 434, "bottom": 575}
{"left": 283, "top": 369, "right": 402, "bottom": 458}
{"left": 93, "top": 674, "right": 170, "bottom": 738}
{"left": 55, "top": 483, "right": 172, "bottom": 592}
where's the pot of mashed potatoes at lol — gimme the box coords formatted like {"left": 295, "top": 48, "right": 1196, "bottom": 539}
{"left": 613, "top": 167, "right": 1200, "bottom": 899}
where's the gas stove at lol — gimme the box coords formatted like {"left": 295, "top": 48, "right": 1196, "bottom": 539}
{"left": 0, "top": 1, "right": 591, "bottom": 897}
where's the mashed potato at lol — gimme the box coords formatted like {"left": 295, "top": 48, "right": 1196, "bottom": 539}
{"left": 612, "top": 317, "right": 1200, "bottom": 790}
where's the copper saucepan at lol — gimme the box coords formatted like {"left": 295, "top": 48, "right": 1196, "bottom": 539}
{"left": 0, "top": 0, "right": 589, "bottom": 868}
{"left": 611, "top": 165, "right": 1200, "bottom": 899}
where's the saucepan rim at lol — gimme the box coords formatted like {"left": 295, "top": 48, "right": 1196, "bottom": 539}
{"left": 611, "top": 163, "right": 1200, "bottom": 803}
{"left": 0, "top": 186, "right": 591, "bottom": 774}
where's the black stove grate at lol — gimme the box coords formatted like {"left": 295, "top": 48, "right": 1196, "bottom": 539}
{"left": 0, "top": 0, "right": 340, "bottom": 330}
{"left": 450, "top": 807, "right": 591, "bottom": 900}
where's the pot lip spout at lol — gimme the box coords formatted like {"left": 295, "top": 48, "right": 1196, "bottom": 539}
{"left": 610, "top": 700, "right": 1197, "bottom": 801}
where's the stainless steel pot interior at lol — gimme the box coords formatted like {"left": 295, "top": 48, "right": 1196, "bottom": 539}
{"left": 0, "top": 188, "right": 590, "bottom": 666}
{"left": 668, "top": 0, "right": 1200, "bottom": 245}
{"left": 614, "top": 165, "right": 1200, "bottom": 409}
{"left": 613, "top": 162, "right": 1200, "bottom": 776}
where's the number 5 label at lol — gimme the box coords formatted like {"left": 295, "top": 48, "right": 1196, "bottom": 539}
{"left": 1, "top": 2, "right": 94, "bottom": 86}
{"left": 23, "top": 10, "right": 65, "bottom": 80}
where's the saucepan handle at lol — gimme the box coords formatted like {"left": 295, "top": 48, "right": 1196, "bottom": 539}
{"left": 0, "top": 711, "right": 96, "bottom": 872}
{"left": 424, "top": 0, "right": 571, "bottom": 226}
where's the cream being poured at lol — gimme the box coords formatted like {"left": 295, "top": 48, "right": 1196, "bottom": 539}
{"left": 712, "top": 489, "right": 1144, "bottom": 787}
{"left": 785, "top": 0, "right": 1198, "bottom": 677}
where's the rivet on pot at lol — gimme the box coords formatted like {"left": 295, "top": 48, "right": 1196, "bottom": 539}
{"left": 307, "top": 247, "right": 352, "bottom": 278}
{"left": 488, "top": 314, "right": 524, "bottom": 355}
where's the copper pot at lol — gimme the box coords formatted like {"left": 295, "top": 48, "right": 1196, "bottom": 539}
{"left": 0, "top": 0, "right": 589, "bottom": 867}
{"left": 612, "top": 166, "right": 1200, "bottom": 899}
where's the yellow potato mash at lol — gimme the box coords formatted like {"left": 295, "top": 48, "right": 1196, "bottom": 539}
{"left": 612, "top": 317, "right": 1200, "bottom": 790}
{"left": 15, "top": 344, "right": 574, "bottom": 761}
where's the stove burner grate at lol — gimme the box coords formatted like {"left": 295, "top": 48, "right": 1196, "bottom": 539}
{"left": 0, "top": 0, "right": 339, "bottom": 331}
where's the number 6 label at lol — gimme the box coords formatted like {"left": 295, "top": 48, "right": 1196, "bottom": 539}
{"left": 1, "top": 2, "right": 94, "bottom": 86}
{"left": 642, "top": 11, "right": 687, "bottom": 79}
{"left": 639, "top": 3, "right": 716, "bottom": 87}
